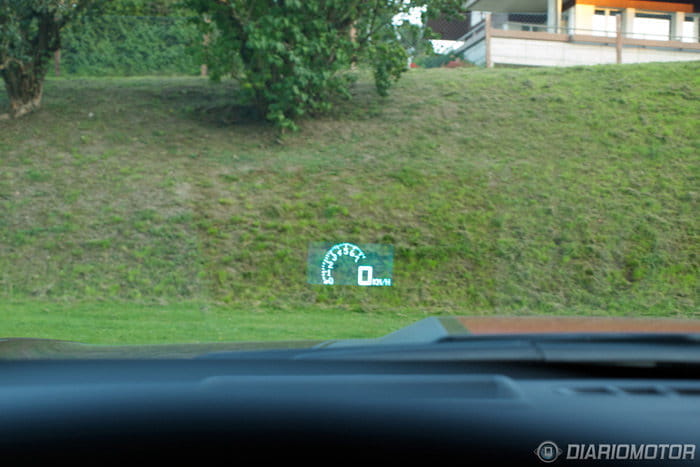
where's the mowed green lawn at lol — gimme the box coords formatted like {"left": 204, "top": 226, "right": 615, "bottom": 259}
{"left": 0, "top": 300, "right": 428, "bottom": 344}
{"left": 1, "top": 62, "right": 698, "bottom": 344}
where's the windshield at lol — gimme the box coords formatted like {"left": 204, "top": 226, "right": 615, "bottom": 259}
{"left": 0, "top": 0, "right": 698, "bottom": 349}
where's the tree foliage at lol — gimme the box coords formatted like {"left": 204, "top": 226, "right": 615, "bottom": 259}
{"left": 185, "top": 0, "right": 462, "bottom": 129}
{"left": 0, "top": 0, "right": 97, "bottom": 118}
{"left": 98, "top": 0, "right": 184, "bottom": 16}
{"left": 395, "top": 21, "right": 435, "bottom": 63}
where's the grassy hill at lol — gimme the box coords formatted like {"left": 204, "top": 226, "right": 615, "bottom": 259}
{"left": 0, "top": 61, "right": 698, "bottom": 343}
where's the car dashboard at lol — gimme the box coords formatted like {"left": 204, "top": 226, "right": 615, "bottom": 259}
{"left": 2, "top": 355, "right": 699, "bottom": 465}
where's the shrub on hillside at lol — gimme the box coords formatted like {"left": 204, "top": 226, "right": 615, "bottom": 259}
{"left": 60, "top": 15, "right": 202, "bottom": 76}
{"left": 414, "top": 52, "right": 472, "bottom": 69}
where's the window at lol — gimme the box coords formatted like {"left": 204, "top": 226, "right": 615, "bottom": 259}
{"left": 682, "top": 15, "right": 699, "bottom": 42}
{"left": 592, "top": 9, "right": 622, "bottom": 37}
{"left": 633, "top": 12, "right": 671, "bottom": 40}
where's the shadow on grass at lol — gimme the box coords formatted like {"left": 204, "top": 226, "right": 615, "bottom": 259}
{"left": 136, "top": 80, "right": 271, "bottom": 128}
{"left": 0, "top": 90, "right": 9, "bottom": 119}
{"left": 1, "top": 75, "right": 385, "bottom": 132}
{"left": 191, "top": 102, "right": 266, "bottom": 127}
{"left": 32, "top": 77, "right": 274, "bottom": 130}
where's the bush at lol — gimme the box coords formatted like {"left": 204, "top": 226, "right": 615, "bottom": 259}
{"left": 414, "top": 52, "right": 471, "bottom": 69}
{"left": 60, "top": 15, "right": 202, "bottom": 77}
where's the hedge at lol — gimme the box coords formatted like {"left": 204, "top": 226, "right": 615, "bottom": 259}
{"left": 60, "top": 15, "right": 202, "bottom": 77}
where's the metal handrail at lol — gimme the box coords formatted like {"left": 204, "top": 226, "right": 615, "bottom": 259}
{"left": 456, "top": 19, "right": 486, "bottom": 42}
{"left": 451, "top": 19, "right": 700, "bottom": 56}
{"left": 495, "top": 22, "right": 699, "bottom": 43}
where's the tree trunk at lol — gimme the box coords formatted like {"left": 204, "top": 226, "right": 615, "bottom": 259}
{"left": 1, "top": 64, "right": 45, "bottom": 119}
{"left": 0, "top": 11, "right": 61, "bottom": 119}
{"left": 54, "top": 49, "right": 61, "bottom": 77}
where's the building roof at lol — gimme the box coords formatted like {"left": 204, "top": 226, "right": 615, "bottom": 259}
{"left": 466, "top": 0, "right": 550, "bottom": 13}
{"left": 426, "top": 16, "right": 472, "bottom": 40}
{"left": 465, "top": 0, "right": 699, "bottom": 13}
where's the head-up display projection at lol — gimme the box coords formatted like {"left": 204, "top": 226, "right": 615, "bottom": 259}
{"left": 307, "top": 242, "right": 394, "bottom": 286}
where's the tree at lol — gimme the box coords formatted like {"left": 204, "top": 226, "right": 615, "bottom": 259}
{"left": 0, "top": 0, "right": 95, "bottom": 118}
{"left": 99, "top": 0, "right": 187, "bottom": 17}
{"left": 185, "top": 0, "right": 462, "bottom": 130}
{"left": 394, "top": 20, "right": 435, "bottom": 65}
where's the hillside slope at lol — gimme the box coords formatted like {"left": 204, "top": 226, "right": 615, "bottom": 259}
{"left": 1, "top": 62, "right": 698, "bottom": 318}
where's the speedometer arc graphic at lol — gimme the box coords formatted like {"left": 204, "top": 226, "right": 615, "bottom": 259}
{"left": 320, "top": 242, "right": 367, "bottom": 285}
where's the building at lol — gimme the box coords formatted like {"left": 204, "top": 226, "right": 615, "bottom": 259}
{"left": 430, "top": 0, "right": 700, "bottom": 66}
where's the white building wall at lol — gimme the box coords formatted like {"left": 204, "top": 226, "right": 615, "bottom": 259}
{"left": 471, "top": 11, "right": 487, "bottom": 26}
{"left": 671, "top": 12, "right": 685, "bottom": 40}
{"left": 623, "top": 8, "right": 636, "bottom": 36}
{"left": 621, "top": 46, "right": 700, "bottom": 63}
{"left": 462, "top": 40, "right": 487, "bottom": 66}
{"left": 573, "top": 4, "right": 596, "bottom": 34}
{"left": 682, "top": 16, "right": 699, "bottom": 42}
{"left": 492, "top": 37, "right": 616, "bottom": 65}
{"left": 491, "top": 37, "right": 700, "bottom": 67}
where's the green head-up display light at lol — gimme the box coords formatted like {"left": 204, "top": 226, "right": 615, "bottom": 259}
{"left": 307, "top": 242, "right": 394, "bottom": 286}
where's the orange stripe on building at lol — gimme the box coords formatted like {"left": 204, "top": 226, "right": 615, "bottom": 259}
{"left": 577, "top": 1, "right": 695, "bottom": 12}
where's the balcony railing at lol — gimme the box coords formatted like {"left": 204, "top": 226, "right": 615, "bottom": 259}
{"left": 497, "top": 22, "right": 700, "bottom": 42}
{"left": 453, "top": 17, "right": 700, "bottom": 67}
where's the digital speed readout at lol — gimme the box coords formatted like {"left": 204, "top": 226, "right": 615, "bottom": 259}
{"left": 307, "top": 242, "right": 393, "bottom": 287}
